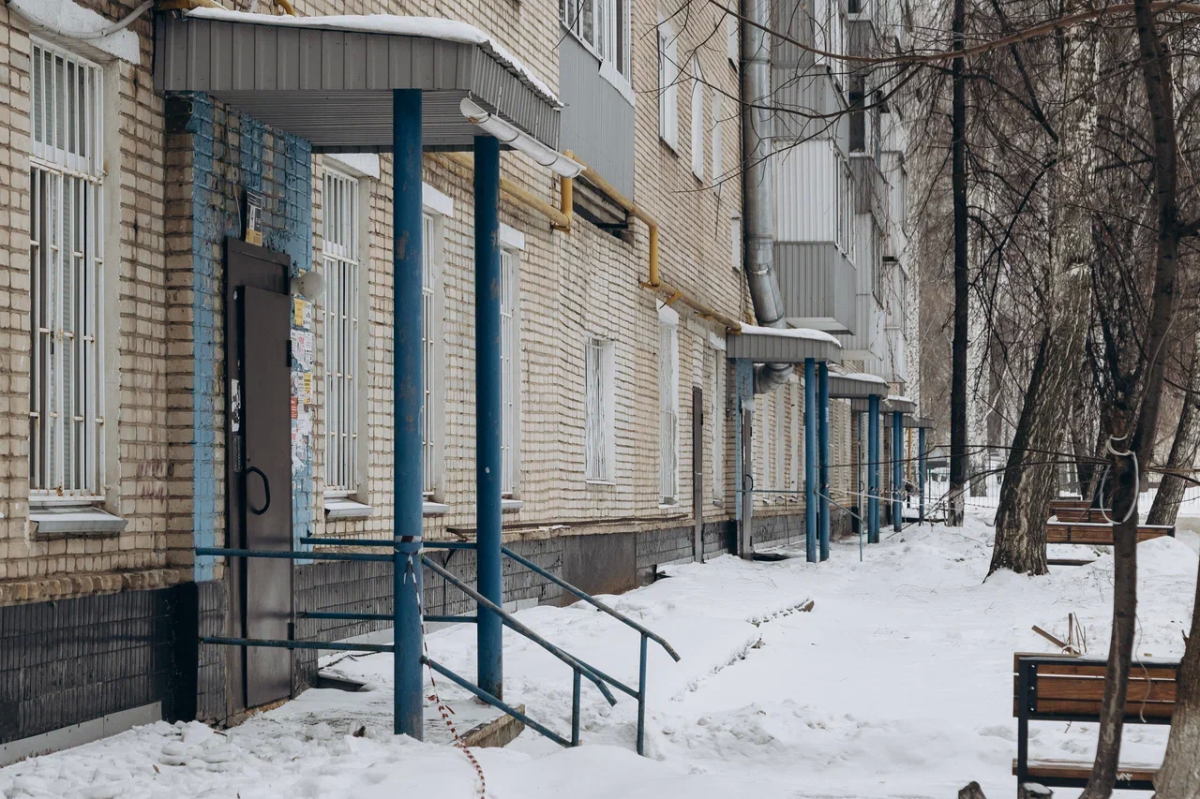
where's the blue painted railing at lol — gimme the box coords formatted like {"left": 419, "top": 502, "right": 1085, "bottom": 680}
{"left": 199, "top": 539, "right": 679, "bottom": 754}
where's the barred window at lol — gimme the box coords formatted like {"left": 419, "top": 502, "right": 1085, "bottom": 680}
{"left": 30, "top": 41, "right": 106, "bottom": 500}
{"left": 659, "top": 317, "right": 679, "bottom": 504}
{"left": 710, "top": 347, "right": 725, "bottom": 502}
{"left": 585, "top": 337, "right": 615, "bottom": 482}
{"left": 422, "top": 212, "right": 438, "bottom": 496}
{"left": 500, "top": 247, "right": 519, "bottom": 496}
{"left": 323, "top": 168, "right": 360, "bottom": 494}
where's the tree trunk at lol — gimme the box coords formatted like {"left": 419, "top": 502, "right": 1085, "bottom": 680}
{"left": 1084, "top": 1, "right": 1183, "bottom": 795}
{"left": 948, "top": 0, "right": 969, "bottom": 527}
{"left": 1146, "top": 330, "right": 1200, "bottom": 527}
{"left": 1081, "top": 432, "right": 1139, "bottom": 799}
{"left": 1071, "top": 382, "right": 1099, "bottom": 501}
{"left": 1154, "top": 555, "right": 1200, "bottom": 795}
{"left": 989, "top": 2, "right": 1095, "bottom": 577}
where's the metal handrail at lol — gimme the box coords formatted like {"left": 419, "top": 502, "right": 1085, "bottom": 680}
{"left": 501, "top": 545, "right": 681, "bottom": 662}
{"left": 422, "top": 555, "right": 618, "bottom": 707}
{"left": 422, "top": 656, "right": 572, "bottom": 747}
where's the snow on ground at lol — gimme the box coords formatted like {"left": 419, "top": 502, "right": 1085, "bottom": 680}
{"left": 1, "top": 513, "right": 1195, "bottom": 799}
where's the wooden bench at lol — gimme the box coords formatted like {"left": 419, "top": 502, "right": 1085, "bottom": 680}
{"left": 1013, "top": 654, "right": 1178, "bottom": 793}
{"left": 1046, "top": 521, "right": 1174, "bottom": 545}
{"left": 1053, "top": 507, "right": 1112, "bottom": 523}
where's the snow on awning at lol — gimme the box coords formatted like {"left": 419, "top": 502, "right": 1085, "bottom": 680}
{"left": 903, "top": 415, "right": 935, "bottom": 429}
{"left": 886, "top": 395, "right": 917, "bottom": 414}
{"left": 826, "top": 371, "right": 887, "bottom": 399}
{"left": 154, "top": 9, "right": 563, "bottom": 153}
{"left": 726, "top": 325, "right": 841, "bottom": 365}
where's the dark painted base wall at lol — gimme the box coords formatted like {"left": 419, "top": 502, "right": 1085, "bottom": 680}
{"left": 2, "top": 510, "right": 850, "bottom": 746}
{"left": 0, "top": 585, "right": 196, "bottom": 746}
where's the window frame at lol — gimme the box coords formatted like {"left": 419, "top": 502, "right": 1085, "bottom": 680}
{"left": 585, "top": 335, "right": 616, "bottom": 483}
{"left": 562, "top": 0, "right": 631, "bottom": 84}
{"left": 731, "top": 215, "right": 743, "bottom": 271}
{"left": 658, "top": 304, "right": 680, "bottom": 505}
{"left": 712, "top": 91, "right": 723, "bottom": 185}
{"left": 29, "top": 39, "right": 107, "bottom": 506}
{"left": 690, "top": 56, "right": 705, "bottom": 179}
{"left": 421, "top": 201, "right": 450, "bottom": 500}
{"left": 658, "top": 17, "right": 680, "bottom": 151}
{"left": 499, "top": 237, "right": 523, "bottom": 498}
{"left": 710, "top": 345, "right": 725, "bottom": 504}
{"left": 321, "top": 166, "right": 363, "bottom": 498}
{"left": 726, "top": 2, "right": 739, "bottom": 68}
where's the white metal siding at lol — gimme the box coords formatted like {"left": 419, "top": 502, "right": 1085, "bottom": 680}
{"left": 774, "top": 140, "right": 837, "bottom": 242}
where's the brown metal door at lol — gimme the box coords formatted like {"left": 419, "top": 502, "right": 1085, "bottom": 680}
{"left": 224, "top": 238, "right": 293, "bottom": 713}
{"left": 241, "top": 287, "right": 293, "bottom": 708}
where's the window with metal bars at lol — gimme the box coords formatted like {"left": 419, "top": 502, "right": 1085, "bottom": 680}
{"left": 709, "top": 347, "right": 725, "bottom": 503}
{"left": 29, "top": 40, "right": 105, "bottom": 502}
{"left": 422, "top": 212, "right": 441, "bottom": 497}
{"left": 500, "top": 248, "right": 519, "bottom": 496}
{"left": 659, "top": 319, "right": 679, "bottom": 504}
{"left": 585, "top": 337, "right": 615, "bottom": 482}
{"left": 322, "top": 168, "right": 360, "bottom": 495}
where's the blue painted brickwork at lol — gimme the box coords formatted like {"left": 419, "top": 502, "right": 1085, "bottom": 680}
{"left": 186, "top": 94, "right": 314, "bottom": 579}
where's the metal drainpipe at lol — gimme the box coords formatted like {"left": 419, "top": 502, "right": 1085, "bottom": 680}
{"left": 741, "top": 0, "right": 792, "bottom": 395}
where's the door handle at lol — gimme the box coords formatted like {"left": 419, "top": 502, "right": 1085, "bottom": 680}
{"left": 246, "top": 466, "right": 271, "bottom": 516}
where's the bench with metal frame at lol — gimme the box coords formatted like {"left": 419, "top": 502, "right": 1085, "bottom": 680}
{"left": 1012, "top": 654, "right": 1177, "bottom": 793}
{"left": 1046, "top": 521, "right": 1175, "bottom": 545}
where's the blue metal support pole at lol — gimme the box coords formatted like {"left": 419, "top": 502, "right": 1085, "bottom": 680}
{"left": 474, "top": 134, "right": 504, "bottom": 700}
{"left": 393, "top": 88, "right": 425, "bottom": 739}
{"left": 817, "top": 361, "right": 830, "bottom": 561}
{"left": 637, "top": 633, "right": 649, "bottom": 755}
{"left": 868, "top": 395, "right": 880, "bottom": 544}
{"left": 918, "top": 427, "right": 927, "bottom": 523}
{"left": 804, "top": 358, "right": 817, "bottom": 562}
{"left": 893, "top": 411, "right": 903, "bottom": 532}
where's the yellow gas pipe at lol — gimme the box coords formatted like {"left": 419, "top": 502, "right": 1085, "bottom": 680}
{"left": 564, "top": 152, "right": 741, "bottom": 332}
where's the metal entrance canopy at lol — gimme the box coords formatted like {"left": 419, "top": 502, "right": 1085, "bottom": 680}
{"left": 827, "top": 371, "right": 887, "bottom": 399}
{"left": 725, "top": 326, "right": 842, "bottom": 365}
{"left": 154, "top": 9, "right": 564, "bottom": 156}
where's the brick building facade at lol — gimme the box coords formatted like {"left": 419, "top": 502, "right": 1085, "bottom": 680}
{"left": 0, "top": 0, "right": 917, "bottom": 760}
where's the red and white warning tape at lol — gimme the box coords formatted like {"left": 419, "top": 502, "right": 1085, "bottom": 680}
{"left": 406, "top": 555, "right": 488, "bottom": 798}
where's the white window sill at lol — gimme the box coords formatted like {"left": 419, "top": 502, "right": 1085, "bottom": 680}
{"left": 501, "top": 499, "right": 524, "bottom": 512}
{"left": 423, "top": 501, "right": 450, "bottom": 516}
{"left": 585, "top": 479, "right": 617, "bottom": 487}
{"left": 30, "top": 506, "right": 127, "bottom": 538}
{"left": 324, "top": 497, "right": 373, "bottom": 520}
{"left": 659, "top": 502, "right": 680, "bottom": 510}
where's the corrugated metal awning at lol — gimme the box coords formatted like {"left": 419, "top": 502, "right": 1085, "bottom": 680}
{"left": 849, "top": 397, "right": 915, "bottom": 414}
{"left": 903, "top": 415, "right": 935, "bottom": 429}
{"left": 827, "top": 372, "right": 887, "bottom": 399}
{"left": 153, "top": 10, "right": 562, "bottom": 153}
{"left": 725, "top": 328, "right": 841, "bottom": 365}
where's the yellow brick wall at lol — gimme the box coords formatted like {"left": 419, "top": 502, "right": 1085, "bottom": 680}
{"left": 0, "top": 0, "right": 866, "bottom": 604}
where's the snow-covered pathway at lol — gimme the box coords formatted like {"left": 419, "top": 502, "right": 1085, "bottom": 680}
{"left": 1, "top": 515, "right": 1196, "bottom": 799}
